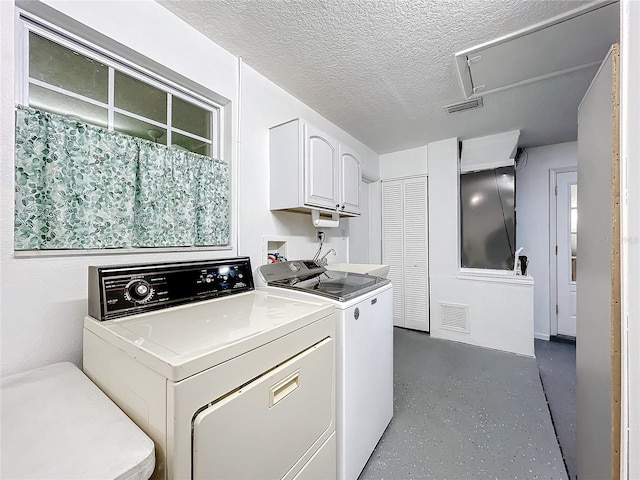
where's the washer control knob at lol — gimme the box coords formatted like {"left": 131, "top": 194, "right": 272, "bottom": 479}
{"left": 125, "top": 279, "right": 154, "bottom": 303}
{"left": 135, "top": 283, "right": 149, "bottom": 296}
{"left": 289, "top": 262, "right": 301, "bottom": 272}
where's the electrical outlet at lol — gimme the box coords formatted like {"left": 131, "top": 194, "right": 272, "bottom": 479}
{"left": 317, "top": 231, "right": 325, "bottom": 243}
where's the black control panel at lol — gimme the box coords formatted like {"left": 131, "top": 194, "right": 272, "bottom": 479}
{"left": 88, "top": 257, "right": 254, "bottom": 321}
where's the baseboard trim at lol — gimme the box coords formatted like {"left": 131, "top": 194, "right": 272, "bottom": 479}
{"left": 550, "top": 334, "right": 576, "bottom": 345}
{"left": 534, "top": 333, "right": 551, "bottom": 341}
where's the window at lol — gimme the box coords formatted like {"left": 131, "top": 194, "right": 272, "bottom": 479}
{"left": 570, "top": 183, "right": 578, "bottom": 281}
{"left": 460, "top": 166, "right": 516, "bottom": 270}
{"left": 14, "top": 13, "right": 231, "bottom": 252}
{"left": 20, "top": 24, "right": 219, "bottom": 157}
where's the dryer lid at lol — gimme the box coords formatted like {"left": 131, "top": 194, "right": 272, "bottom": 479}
{"left": 84, "top": 290, "right": 334, "bottom": 381}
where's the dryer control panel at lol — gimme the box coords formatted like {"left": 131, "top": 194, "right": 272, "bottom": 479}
{"left": 88, "top": 258, "right": 254, "bottom": 321}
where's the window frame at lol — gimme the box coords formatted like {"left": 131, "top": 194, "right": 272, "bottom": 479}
{"left": 17, "top": 15, "right": 221, "bottom": 158}
{"left": 14, "top": 10, "right": 234, "bottom": 257}
{"left": 459, "top": 165, "right": 517, "bottom": 273}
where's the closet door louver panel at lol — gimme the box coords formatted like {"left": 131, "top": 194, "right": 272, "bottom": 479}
{"left": 382, "top": 180, "right": 404, "bottom": 327}
{"left": 402, "top": 177, "right": 429, "bottom": 331}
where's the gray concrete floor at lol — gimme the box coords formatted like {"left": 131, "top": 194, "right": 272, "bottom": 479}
{"left": 359, "top": 328, "right": 567, "bottom": 480}
{"left": 534, "top": 339, "right": 576, "bottom": 480}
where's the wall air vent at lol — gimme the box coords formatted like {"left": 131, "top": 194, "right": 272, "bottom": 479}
{"left": 444, "top": 97, "right": 483, "bottom": 114}
{"left": 440, "top": 302, "right": 470, "bottom": 333}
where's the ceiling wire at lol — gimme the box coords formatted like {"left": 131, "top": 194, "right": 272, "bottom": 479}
{"left": 515, "top": 148, "right": 528, "bottom": 171}
{"left": 494, "top": 168, "right": 514, "bottom": 258}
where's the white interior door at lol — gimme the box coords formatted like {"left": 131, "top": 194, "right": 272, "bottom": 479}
{"left": 368, "top": 181, "right": 382, "bottom": 264}
{"left": 556, "top": 171, "right": 578, "bottom": 337}
{"left": 348, "top": 180, "right": 369, "bottom": 263}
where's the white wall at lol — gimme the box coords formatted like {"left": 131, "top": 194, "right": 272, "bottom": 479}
{"left": 346, "top": 180, "right": 370, "bottom": 264}
{"left": 378, "top": 138, "right": 534, "bottom": 356}
{"left": 0, "top": 0, "right": 239, "bottom": 377}
{"left": 427, "top": 138, "right": 535, "bottom": 357}
{"left": 237, "top": 63, "right": 378, "bottom": 279}
{"left": 379, "top": 146, "right": 428, "bottom": 179}
{"left": 0, "top": 0, "right": 379, "bottom": 377}
{"left": 515, "top": 142, "right": 577, "bottom": 339}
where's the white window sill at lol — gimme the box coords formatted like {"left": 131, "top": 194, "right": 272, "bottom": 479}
{"left": 457, "top": 268, "right": 534, "bottom": 285}
{"left": 14, "top": 245, "right": 233, "bottom": 259}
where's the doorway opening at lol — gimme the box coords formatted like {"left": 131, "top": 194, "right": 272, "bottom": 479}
{"left": 550, "top": 168, "right": 578, "bottom": 340}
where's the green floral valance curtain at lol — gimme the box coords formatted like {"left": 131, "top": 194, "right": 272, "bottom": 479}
{"left": 14, "top": 106, "right": 230, "bottom": 250}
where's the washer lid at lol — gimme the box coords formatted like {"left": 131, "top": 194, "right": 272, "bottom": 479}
{"left": 84, "top": 290, "right": 334, "bottom": 381}
{"left": 268, "top": 270, "right": 391, "bottom": 302}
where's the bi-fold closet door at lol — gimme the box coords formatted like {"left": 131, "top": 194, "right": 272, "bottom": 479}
{"left": 382, "top": 176, "right": 429, "bottom": 332}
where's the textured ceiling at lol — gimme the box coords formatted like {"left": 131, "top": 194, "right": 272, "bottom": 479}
{"left": 158, "top": 0, "right": 618, "bottom": 154}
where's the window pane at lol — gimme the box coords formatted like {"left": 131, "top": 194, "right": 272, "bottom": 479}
{"left": 172, "top": 96, "right": 212, "bottom": 140}
{"left": 29, "top": 32, "right": 108, "bottom": 103}
{"left": 571, "top": 257, "right": 577, "bottom": 282}
{"left": 172, "top": 131, "right": 211, "bottom": 156}
{"left": 114, "top": 71, "right": 167, "bottom": 124}
{"left": 571, "top": 233, "right": 577, "bottom": 256}
{"left": 29, "top": 83, "right": 108, "bottom": 128}
{"left": 115, "top": 112, "right": 166, "bottom": 145}
{"left": 460, "top": 166, "right": 516, "bottom": 270}
{"left": 571, "top": 183, "right": 577, "bottom": 208}
{"left": 571, "top": 208, "right": 578, "bottom": 232}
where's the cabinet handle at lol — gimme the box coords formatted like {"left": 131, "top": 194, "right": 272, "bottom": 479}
{"left": 341, "top": 204, "right": 345, "bottom": 210}
{"left": 335, "top": 204, "right": 340, "bottom": 211}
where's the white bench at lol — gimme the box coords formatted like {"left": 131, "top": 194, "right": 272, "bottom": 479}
{"left": 1, "top": 362, "right": 155, "bottom": 480}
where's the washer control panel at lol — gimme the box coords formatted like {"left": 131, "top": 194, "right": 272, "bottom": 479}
{"left": 258, "top": 260, "right": 325, "bottom": 284}
{"left": 88, "top": 257, "right": 254, "bottom": 321}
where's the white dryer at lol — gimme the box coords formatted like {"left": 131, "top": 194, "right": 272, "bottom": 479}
{"left": 83, "top": 257, "right": 336, "bottom": 480}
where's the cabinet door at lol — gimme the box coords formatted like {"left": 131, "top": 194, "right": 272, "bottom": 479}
{"left": 382, "top": 180, "right": 404, "bottom": 327}
{"left": 304, "top": 124, "right": 338, "bottom": 210}
{"left": 402, "top": 177, "right": 429, "bottom": 332}
{"left": 339, "top": 149, "right": 361, "bottom": 214}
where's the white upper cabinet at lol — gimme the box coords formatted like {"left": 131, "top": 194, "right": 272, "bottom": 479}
{"left": 339, "top": 147, "right": 361, "bottom": 215}
{"left": 304, "top": 123, "right": 339, "bottom": 210}
{"left": 270, "top": 119, "right": 361, "bottom": 216}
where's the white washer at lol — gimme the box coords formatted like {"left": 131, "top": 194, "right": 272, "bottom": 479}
{"left": 258, "top": 261, "right": 394, "bottom": 480}
{"left": 83, "top": 258, "right": 337, "bottom": 480}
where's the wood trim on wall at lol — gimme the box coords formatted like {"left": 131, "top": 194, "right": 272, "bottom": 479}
{"left": 610, "top": 42, "right": 621, "bottom": 480}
